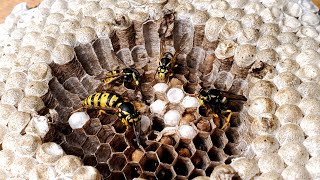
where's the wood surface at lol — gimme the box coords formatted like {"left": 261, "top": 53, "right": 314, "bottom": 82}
{"left": 313, "top": 0, "right": 320, "bottom": 9}
{"left": 0, "top": 0, "right": 42, "bottom": 23}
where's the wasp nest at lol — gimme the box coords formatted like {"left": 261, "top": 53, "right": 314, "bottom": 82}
{"left": 0, "top": 0, "right": 320, "bottom": 179}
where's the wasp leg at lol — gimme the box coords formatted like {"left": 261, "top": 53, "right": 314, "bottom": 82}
{"left": 221, "top": 110, "right": 233, "bottom": 130}
{"left": 121, "top": 118, "right": 130, "bottom": 129}
{"left": 71, "top": 107, "right": 85, "bottom": 114}
{"left": 97, "top": 110, "right": 107, "bottom": 118}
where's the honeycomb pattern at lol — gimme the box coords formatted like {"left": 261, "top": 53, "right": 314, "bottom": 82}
{"left": 41, "top": 12, "right": 249, "bottom": 179}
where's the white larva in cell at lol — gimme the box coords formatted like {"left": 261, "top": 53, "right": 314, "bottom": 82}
{"left": 150, "top": 99, "right": 167, "bottom": 115}
{"left": 178, "top": 124, "right": 197, "bottom": 139}
{"left": 182, "top": 96, "right": 199, "bottom": 108}
{"left": 153, "top": 83, "right": 169, "bottom": 93}
{"left": 68, "top": 112, "right": 90, "bottom": 130}
{"left": 166, "top": 88, "right": 184, "bottom": 103}
{"left": 164, "top": 110, "right": 181, "bottom": 127}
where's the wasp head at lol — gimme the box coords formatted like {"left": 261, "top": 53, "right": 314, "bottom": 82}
{"left": 156, "top": 66, "right": 169, "bottom": 80}
{"left": 123, "top": 68, "right": 141, "bottom": 87}
{"left": 126, "top": 111, "right": 141, "bottom": 127}
{"left": 198, "top": 89, "right": 208, "bottom": 105}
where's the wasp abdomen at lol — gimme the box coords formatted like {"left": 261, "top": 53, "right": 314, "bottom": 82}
{"left": 83, "top": 92, "right": 122, "bottom": 109}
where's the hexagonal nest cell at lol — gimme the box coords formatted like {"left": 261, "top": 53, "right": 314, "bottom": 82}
{"left": 40, "top": 11, "right": 252, "bottom": 179}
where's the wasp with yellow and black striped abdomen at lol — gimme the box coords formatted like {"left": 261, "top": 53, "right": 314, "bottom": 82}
{"left": 155, "top": 11, "right": 189, "bottom": 83}
{"left": 197, "top": 88, "right": 247, "bottom": 130}
{"left": 82, "top": 92, "right": 142, "bottom": 146}
{"left": 100, "top": 67, "right": 141, "bottom": 90}
{"left": 155, "top": 35, "right": 188, "bottom": 83}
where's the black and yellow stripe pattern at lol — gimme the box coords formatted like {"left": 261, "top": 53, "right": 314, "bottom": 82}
{"left": 104, "top": 70, "right": 123, "bottom": 84}
{"left": 82, "top": 92, "right": 123, "bottom": 109}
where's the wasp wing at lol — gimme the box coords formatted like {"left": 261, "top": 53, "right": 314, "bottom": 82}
{"left": 133, "top": 121, "right": 142, "bottom": 147}
{"left": 172, "top": 33, "right": 189, "bottom": 66}
{"left": 219, "top": 91, "right": 247, "bottom": 101}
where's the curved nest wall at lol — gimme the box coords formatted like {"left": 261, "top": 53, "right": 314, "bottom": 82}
{"left": 0, "top": 0, "right": 320, "bottom": 180}
{"left": 43, "top": 13, "right": 250, "bottom": 179}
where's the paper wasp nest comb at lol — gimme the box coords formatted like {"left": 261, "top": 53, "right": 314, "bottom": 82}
{"left": 0, "top": 0, "right": 320, "bottom": 179}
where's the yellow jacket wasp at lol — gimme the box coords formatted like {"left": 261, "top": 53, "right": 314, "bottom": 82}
{"left": 197, "top": 88, "right": 247, "bottom": 130}
{"left": 102, "top": 67, "right": 141, "bottom": 90}
{"left": 155, "top": 35, "right": 188, "bottom": 83}
{"left": 81, "top": 92, "right": 142, "bottom": 146}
